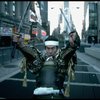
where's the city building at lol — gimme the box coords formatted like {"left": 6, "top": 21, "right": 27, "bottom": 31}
{"left": 83, "top": 1, "right": 100, "bottom": 43}
{"left": 0, "top": 1, "right": 49, "bottom": 47}
{"left": 0, "top": 1, "right": 31, "bottom": 47}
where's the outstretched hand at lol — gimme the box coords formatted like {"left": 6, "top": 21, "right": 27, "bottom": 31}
{"left": 12, "top": 34, "right": 20, "bottom": 42}
{"left": 69, "top": 32, "right": 76, "bottom": 47}
{"left": 69, "top": 31, "right": 80, "bottom": 48}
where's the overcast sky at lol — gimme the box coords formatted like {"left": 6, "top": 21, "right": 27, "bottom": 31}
{"left": 69, "top": 1, "right": 84, "bottom": 39}
{"left": 48, "top": 1, "right": 84, "bottom": 37}
{"left": 48, "top": 1, "right": 64, "bottom": 35}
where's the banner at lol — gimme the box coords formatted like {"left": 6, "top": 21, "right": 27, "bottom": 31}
{"left": 29, "top": 10, "right": 37, "bottom": 22}
{"left": 24, "top": 34, "right": 31, "bottom": 40}
{"left": 0, "top": 27, "right": 12, "bottom": 36}
{"left": 41, "top": 30, "right": 46, "bottom": 36}
{"left": 32, "top": 28, "right": 38, "bottom": 35}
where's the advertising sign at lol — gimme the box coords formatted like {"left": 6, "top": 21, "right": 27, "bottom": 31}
{"left": 41, "top": 30, "right": 46, "bottom": 36}
{"left": 29, "top": 10, "right": 37, "bottom": 22}
{"left": 24, "top": 34, "right": 31, "bottom": 40}
{"left": 0, "top": 27, "right": 12, "bottom": 36}
{"left": 32, "top": 28, "right": 38, "bottom": 36}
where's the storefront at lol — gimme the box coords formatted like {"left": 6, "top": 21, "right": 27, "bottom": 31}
{"left": 0, "top": 26, "right": 13, "bottom": 47}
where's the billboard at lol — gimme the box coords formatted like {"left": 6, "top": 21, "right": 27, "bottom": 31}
{"left": 29, "top": 10, "right": 37, "bottom": 22}
{"left": 24, "top": 34, "right": 31, "bottom": 40}
{"left": 32, "top": 28, "right": 38, "bottom": 36}
{"left": 0, "top": 27, "right": 12, "bottom": 36}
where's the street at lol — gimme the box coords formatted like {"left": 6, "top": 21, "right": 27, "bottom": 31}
{"left": 0, "top": 56, "right": 100, "bottom": 99}
{"left": 0, "top": 1, "right": 100, "bottom": 99}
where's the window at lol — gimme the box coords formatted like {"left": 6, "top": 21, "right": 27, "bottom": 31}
{"left": 13, "top": 1, "right": 15, "bottom": 16}
{"left": 89, "top": 3, "right": 97, "bottom": 13}
{"left": 5, "top": 1, "right": 8, "bottom": 15}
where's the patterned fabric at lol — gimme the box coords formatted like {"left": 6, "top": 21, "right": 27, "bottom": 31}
{"left": 16, "top": 34, "right": 80, "bottom": 97}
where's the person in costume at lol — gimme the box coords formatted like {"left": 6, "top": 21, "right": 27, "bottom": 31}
{"left": 13, "top": 30, "right": 80, "bottom": 99}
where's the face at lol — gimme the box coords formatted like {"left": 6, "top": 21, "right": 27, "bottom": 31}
{"left": 45, "top": 45, "right": 58, "bottom": 57}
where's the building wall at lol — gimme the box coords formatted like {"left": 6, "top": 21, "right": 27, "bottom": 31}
{"left": 39, "top": 1, "right": 49, "bottom": 35}
{"left": 0, "top": 1, "right": 32, "bottom": 47}
{"left": 40, "top": 1, "right": 48, "bottom": 23}
{"left": 84, "top": 2, "right": 99, "bottom": 43}
{"left": 97, "top": 3, "right": 100, "bottom": 43}
{"left": 0, "top": 1, "right": 31, "bottom": 34}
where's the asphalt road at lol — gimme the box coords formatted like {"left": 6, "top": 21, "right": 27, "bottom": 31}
{"left": 0, "top": 58, "right": 100, "bottom": 99}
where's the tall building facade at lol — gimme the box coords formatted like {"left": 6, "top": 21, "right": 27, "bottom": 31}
{"left": 0, "top": 1, "right": 31, "bottom": 47}
{"left": 83, "top": 1, "right": 100, "bottom": 43}
{"left": 0, "top": 1, "right": 49, "bottom": 47}
{"left": 0, "top": 1, "right": 31, "bottom": 34}
{"left": 97, "top": 2, "right": 100, "bottom": 43}
{"left": 39, "top": 1, "right": 50, "bottom": 35}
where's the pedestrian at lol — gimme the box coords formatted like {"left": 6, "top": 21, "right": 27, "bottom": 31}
{"left": 13, "top": 30, "right": 80, "bottom": 99}
{"left": 92, "top": 37, "right": 95, "bottom": 46}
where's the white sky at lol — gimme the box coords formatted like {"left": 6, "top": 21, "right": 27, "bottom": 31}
{"left": 69, "top": 1, "right": 84, "bottom": 39}
{"left": 48, "top": 1, "right": 84, "bottom": 38}
{"left": 48, "top": 1, "right": 64, "bottom": 35}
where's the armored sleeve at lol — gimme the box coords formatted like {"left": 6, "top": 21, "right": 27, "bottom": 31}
{"left": 74, "top": 33, "right": 80, "bottom": 49}
{"left": 16, "top": 43, "right": 40, "bottom": 62}
{"left": 61, "top": 47, "right": 75, "bottom": 63}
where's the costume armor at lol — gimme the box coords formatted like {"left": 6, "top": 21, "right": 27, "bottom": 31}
{"left": 16, "top": 33, "right": 80, "bottom": 99}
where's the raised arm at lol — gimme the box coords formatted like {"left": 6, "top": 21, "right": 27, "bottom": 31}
{"left": 69, "top": 31, "right": 80, "bottom": 49}
{"left": 12, "top": 34, "right": 40, "bottom": 62}
{"left": 60, "top": 31, "right": 80, "bottom": 62}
